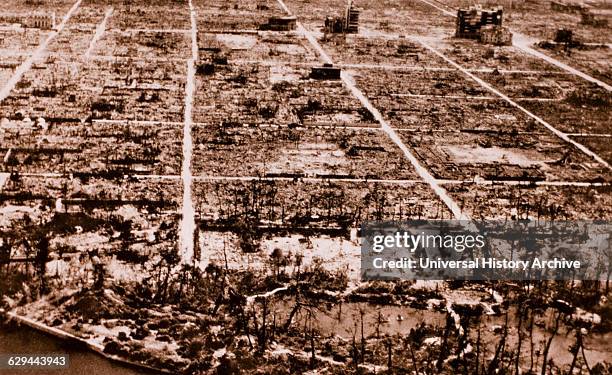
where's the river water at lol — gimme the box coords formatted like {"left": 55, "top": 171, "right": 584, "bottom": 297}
{"left": 280, "top": 301, "right": 611, "bottom": 368}
{"left": 2, "top": 306, "right": 609, "bottom": 373}
{"left": 0, "top": 324, "right": 159, "bottom": 375}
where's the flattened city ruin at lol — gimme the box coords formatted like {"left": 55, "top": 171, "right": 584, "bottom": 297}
{"left": 0, "top": 0, "right": 610, "bottom": 374}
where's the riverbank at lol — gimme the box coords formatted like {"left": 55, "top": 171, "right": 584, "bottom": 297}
{"left": 0, "top": 309, "right": 173, "bottom": 375}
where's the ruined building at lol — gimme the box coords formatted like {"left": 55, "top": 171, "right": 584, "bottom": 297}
{"left": 0, "top": 13, "right": 56, "bottom": 30}
{"left": 345, "top": 0, "right": 360, "bottom": 33}
{"left": 456, "top": 6, "right": 503, "bottom": 39}
{"left": 310, "top": 64, "right": 341, "bottom": 80}
{"left": 324, "top": 16, "right": 345, "bottom": 34}
{"left": 580, "top": 9, "right": 610, "bottom": 27}
{"left": 28, "top": 14, "right": 55, "bottom": 29}
{"left": 480, "top": 24, "right": 512, "bottom": 46}
{"left": 550, "top": 0, "right": 588, "bottom": 13}
{"left": 260, "top": 16, "right": 297, "bottom": 31}
{"left": 323, "top": 0, "right": 360, "bottom": 34}
{"left": 554, "top": 28, "right": 573, "bottom": 44}
{"left": 456, "top": 6, "right": 511, "bottom": 45}
{"left": 256, "top": 1, "right": 269, "bottom": 10}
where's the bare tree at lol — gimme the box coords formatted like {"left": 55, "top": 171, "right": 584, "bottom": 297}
{"left": 541, "top": 309, "right": 563, "bottom": 375}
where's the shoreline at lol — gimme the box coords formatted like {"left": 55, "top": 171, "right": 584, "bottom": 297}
{"left": 0, "top": 309, "right": 175, "bottom": 375}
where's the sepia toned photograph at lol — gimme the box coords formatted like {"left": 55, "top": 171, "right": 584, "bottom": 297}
{"left": 0, "top": 0, "right": 610, "bottom": 374}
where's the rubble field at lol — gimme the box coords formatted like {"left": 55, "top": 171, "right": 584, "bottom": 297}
{"left": 446, "top": 183, "right": 612, "bottom": 219}
{"left": 0, "top": 120, "right": 183, "bottom": 175}
{"left": 191, "top": 125, "right": 417, "bottom": 179}
{"left": 192, "top": 179, "right": 452, "bottom": 225}
{"left": 398, "top": 131, "right": 610, "bottom": 182}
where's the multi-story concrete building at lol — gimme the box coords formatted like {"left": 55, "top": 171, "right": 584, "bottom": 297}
{"left": 455, "top": 6, "right": 503, "bottom": 39}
